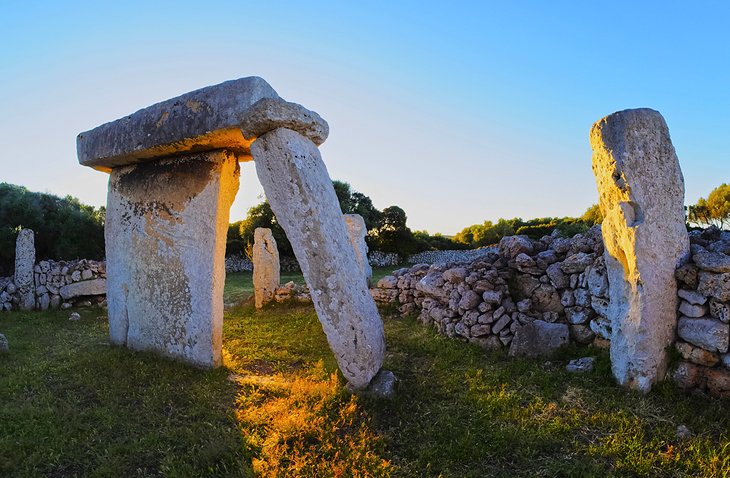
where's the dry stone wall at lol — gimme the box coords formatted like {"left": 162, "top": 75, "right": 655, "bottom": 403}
{"left": 373, "top": 227, "right": 609, "bottom": 353}
{"left": 0, "top": 259, "right": 107, "bottom": 311}
{"left": 672, "top": 227, "right": 730, "bottom": 397}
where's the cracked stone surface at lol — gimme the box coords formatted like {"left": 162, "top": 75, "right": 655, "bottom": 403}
{"left": 590, "top": 108, "right": 689, "bottom": 393}
{"left": 252, "top": 127, "right": 385, "bottom": 389}
{"left": 105, "top": 151, "right": 239, "bottom": 368}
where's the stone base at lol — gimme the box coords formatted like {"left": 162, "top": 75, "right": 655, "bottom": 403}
{"left": 105, "top": 150, "right": 239, "bottom": 367}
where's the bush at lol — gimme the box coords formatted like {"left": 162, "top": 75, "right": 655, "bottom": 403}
{"left": 0, "top": 183, "right": 105, "bottom": 275}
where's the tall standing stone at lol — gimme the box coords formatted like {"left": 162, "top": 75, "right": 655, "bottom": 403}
{"left": 253, "top": 227, "right": 280, "bottom": 308}
{"left": 15, "top": 228, "right": 35, "bottom": 311}
{"left": 105, "top": 151, "right": 239, "bottom": 367}
{"left": 344, "top": 214, "right": 373, "bottom": 287}
{"left": 590, "top": 108, "right": 690, "bottom": 392}
{"left": 252, "top": 128, "right": 385, "bottom": 389}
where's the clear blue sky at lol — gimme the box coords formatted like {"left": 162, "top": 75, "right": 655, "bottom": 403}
{"left": 1, "top": 1, "right": 727, "bottom": 234}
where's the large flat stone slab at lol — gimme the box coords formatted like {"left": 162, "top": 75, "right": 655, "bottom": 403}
{"left": 60, "top": 278, "right": 107, "bottom": 300}
{"left": 77, "top": 77, "right": 329, "bottom": 171}
{"left": 105, "top": 150, "right": 239, "bottom": 367}
{"left": 590, "top": 108, "right": 689, "bottom": 393}
{"left": 253, "top": 227, "right": 280, "bottom": 309}
{"left": 15, "top": 228, "right": 35, "bottom": 311}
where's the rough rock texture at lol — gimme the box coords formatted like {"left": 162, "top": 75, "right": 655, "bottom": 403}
{"left": 590, "top": 108, "right": 690, "bottom": 393}
{"left": 344, "top": 214, "right": 373, "bottom": 287}
{"left": 77, "top": 77, "right": 279, "bottom": 170}
{"left": 508, "top": 320, "right": 569, "bottom": 358}
{"left": 15, "top": 229, "right": 36, "bottom": 311}
{"left": 0, "top": 333, "right": 8, "bottom": 353}
{"left": 677, "top": 317, "right": 729, "bottom": 353}
{"left": 105, "top": 151, "right": 239, "bottom": 368}
{"left": 239, "top": 98, "right": 329, "bottom": 147}
{"left": 372, "top": 227, "right": 606, "bottom": 353}
{"left": 252, "top": 228, "right": 280, "bottom": 309}
{"left": 59, "top": 278, "right": 107, "bottom": 300}
{"left": 252, "top": 127, "right": 385, "bottom": 389}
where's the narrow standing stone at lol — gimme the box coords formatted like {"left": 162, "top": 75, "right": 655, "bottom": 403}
{"left": 252, "top": 128, "right": 385, "bottom": 388}
{"left": 590, "top": 108, "right": 690, "bottom": 393}
{"left": 15, "top": 228, "right": 35, "bottom": 311}
{"left": 105, "top": 151, "right": 239, "bottom": 367}
{"left": 344, "top": 214, "right": 373, "bottom": 287}
{"left": 253, "top": 227, "right": 280, "bottom": 308}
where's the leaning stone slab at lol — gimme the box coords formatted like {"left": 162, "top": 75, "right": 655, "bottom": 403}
{"left": 252, "top": 127, "right": 385, "bottom": 389}
{"left": 77, "top": 77, "right": 328, "bottom": 171}
{"left": 59, "top": 278, "right": 107, "bottom": 300}
{"left": 15, "top": 228, "right": 35, "bottom": 311}
{"left": 590, "top": 108, "right": 690, "bottom": 393}
{"left": 344, "top": 214, "right": 373, "bottom": 287}
{"left": 105, "top": 151, "right": 239, "bottom": 368}
{"left": 508, "top": 320, "right": 569, "bottom": 358}
{"left": 253, "top": 228, "right": 280, "bottom": 309}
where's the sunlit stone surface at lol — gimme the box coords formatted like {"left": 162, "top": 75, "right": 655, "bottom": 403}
{"left": 590, "top": 108, "right": 690, "bottom": 392}
{"left": 253, "top": 128, "right": 385, "bottom": 388}
{"left": 15, "top": 228, "right": 35, "bottom": 311}
{"left": 105, "top": 151, "right": 239, "bottom": 367}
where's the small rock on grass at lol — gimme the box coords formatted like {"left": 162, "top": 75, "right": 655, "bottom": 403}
{"left": 676, "top": 424, "right": 692, "bottom": 440}
{"left": 69, "top": 312, "right": 81, "bottom": 321}
{"left": 347, "top": 369, "right": 398, "bottom": 399}
{"left": 566, "top": 357, "right": 595, "bottom": 373}
{"left": 0, "top": 333, "right": 8, "bottom": 353}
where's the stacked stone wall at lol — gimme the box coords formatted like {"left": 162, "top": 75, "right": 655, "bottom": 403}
{"left": 372, "top": 225, "right": 730, "bottom": 397}
{"left": 0, "top": 259, "right": 107, "bottom": 311}
{"left": 672, "top": 227, "right": 730, "bottom": 397}
{"left": 372, "top": 226, "right": 610, "bottom": 353}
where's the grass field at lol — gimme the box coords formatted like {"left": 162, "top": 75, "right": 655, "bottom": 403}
{"left": 0, "top": 269, "right": 728, "bottom": 477}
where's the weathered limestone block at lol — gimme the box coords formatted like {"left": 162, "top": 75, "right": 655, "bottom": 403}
{"left": 590, "top": 108, "right": 690, "bottom": 393}
{"left": 59, "top": 278, "right": 107, "bottom": 300}
{"left": 105, "top": 151, "right": 239, "bottom": 367}
{"left": 252, "top": 127, "right": 385, "bottom": 388}
{"left": 252, "top": 228, "right": 280, "bottom": 309}
{"left": 344, "top": 214, "right": 373, "bottom": 287}
{"left": 677, "top": 316, "right": 729, "bottom": 353}
{"left": 508, "top": 320, "right": 569, "bottom": 358}
{"left": 15, "top": 228, "right": 35, "bottom": 311}
{"left": 77, "top": 77, "right": 328, "bottom": 171}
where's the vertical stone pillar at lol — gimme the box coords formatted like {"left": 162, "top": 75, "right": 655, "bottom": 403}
{"left": 344, "top": 214, "right": 373, "bottom": 287}
{"left": 105, "top": 151, "right": 239, "bottom": 367}
{"left": 253, "top": 227, "right": 280, "bottom": 308}
{"left": 15, "top": 228, "right": 35, "bottom": 311}
{"left": 590, "top": 108, "right": 690, "bottom": 392}
{"left": 252, "top": 128, "right": 385, "bottom": 388}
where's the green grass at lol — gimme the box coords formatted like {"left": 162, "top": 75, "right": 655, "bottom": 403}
{"left": 0, "top": 268, "right": 728, "bottom": 477}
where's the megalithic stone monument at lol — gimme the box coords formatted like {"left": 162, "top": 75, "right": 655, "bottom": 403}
{"left": 77, "top": 77, "right": 385, "bottom": 386}
{"left": 252, "top": 129, "right": 385, "bottom": 388}
{"left": 344, "top": 214, "right": 373, "bottom": 287}
{"left": 590, "top": 108, "right": 690, "bottom": 393}
{"left": 15, "top": 228, "right": 36, "bottom": 311}
{"left": 253, "top": 227, "right": 280, "bottom": 309}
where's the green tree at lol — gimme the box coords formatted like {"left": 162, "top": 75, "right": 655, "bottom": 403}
{"left": 581, "top": 204, "right": 603, "bottom": 225}
{"left": 689, "top": 183, "right": 730, "bottom": 229}
{"left": 234, "top": 201, "right": 293, "bottom": 258}
{"left": 0, "top": 183, "right": 105, "bottom": 275}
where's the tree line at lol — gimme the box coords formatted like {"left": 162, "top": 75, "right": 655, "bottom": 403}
{"left": 1, "top": 181, "right": 727, "bottom": 275}
{"left": 0, "top": 183, "right": 105, "bottom": 275}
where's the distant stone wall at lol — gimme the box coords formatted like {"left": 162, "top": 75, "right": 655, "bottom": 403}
{"left": 0, "top": 259, "right": 107, "bottom": 311}
{"left": 225, "top": 254, "right": 300, "bottom": 273}
{"left": 406, "top": 248, "right": 496, "bottom": 265}
{"left": 672, "top": 227, "right": 730, "bottom": 397}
